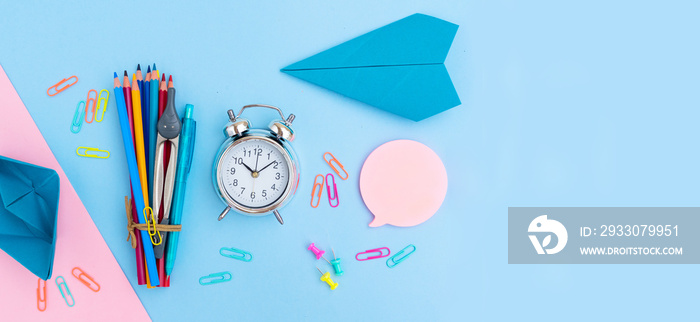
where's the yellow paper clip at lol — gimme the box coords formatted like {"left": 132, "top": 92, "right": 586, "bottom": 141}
{"left": 72, "top": 267, "right": 100, "bottom": 292}
{"left": 310, "top": 174, "right": 324, "bottom": 208}
{"left": 143, "top": 207, "right": 162, "bottom": 245}
{"left": 85, "top": 89, "right": 98, "bottom": 123}
{"left": 37, "top": 278, "right": 47, "bottom": 312}
{"left": 323, "top": 152, "right": 349, "bottom": 180}
{"left": 76, "top": 146, "right": 110, "bottom": 159}
{"left": 95, "top": 89, "right": 109, "bottom": 122}
{"left": 47, "top": 75, "right": 78, "bottom": 96}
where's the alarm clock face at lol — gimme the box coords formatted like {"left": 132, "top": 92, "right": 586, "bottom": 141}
{"left": 218, "top": 136, "right": 292, "bottom": 211}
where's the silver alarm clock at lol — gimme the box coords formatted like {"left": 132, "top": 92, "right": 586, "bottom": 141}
{"left": 212, "top": 105, "right": 300, "bottom": 225}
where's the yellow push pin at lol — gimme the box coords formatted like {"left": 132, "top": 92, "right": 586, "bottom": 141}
{"left": 316, "top": 267, "right": 338, "bottom": 290}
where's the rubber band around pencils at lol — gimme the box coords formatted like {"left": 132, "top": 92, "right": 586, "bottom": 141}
{"left": 124, "top": 197, "right": 181, "bottom": 249}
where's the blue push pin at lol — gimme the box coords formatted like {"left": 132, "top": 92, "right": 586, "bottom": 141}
{"left": 330, "top": 248, "right": 343, "bottom": 276}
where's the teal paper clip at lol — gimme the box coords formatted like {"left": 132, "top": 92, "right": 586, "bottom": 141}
{"left": 386, "top": 244, "right": 416, "bottom": 268}
{"left": 199, "top": 272, "right": 232, "bottom": 285}
{"left": 55, "top": 276, "right": 75, "bottom": 307}
{"left": 220, "top": 247, "right": 253, "bottom": 262}
{"left": 71, "top": 101, "right": 85, "bottom": 133}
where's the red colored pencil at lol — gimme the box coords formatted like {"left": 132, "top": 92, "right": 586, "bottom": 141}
{"left": 123, "top": 71, "right": 135, "bottom": 144}
{"left": 130, "top": 196, "right": 147, "bottom": 285}
{"left": 159, "top": 74, "right": 167, "bottom": 116}
{"left": 156, "top": 74, "right": 171, "bottom": 287}
{"left": 161, "top": 76, "right": 173, "bottom": 220}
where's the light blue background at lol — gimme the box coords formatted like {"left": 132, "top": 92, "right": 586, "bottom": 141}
{"left": 1, "top": 1, "right": 699, "bottom": 321}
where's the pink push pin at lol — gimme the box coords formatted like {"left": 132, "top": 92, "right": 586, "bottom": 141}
{"left": 308, "top": 243, "right": 326, "bottom": 260}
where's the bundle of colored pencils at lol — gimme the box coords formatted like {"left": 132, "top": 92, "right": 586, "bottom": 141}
{"left": 112, "top": 64, "right": 177, "bottom": 288}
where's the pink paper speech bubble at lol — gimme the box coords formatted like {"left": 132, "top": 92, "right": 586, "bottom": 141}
{"left": 360, "top": 140, "right": 448, "bottom": 227}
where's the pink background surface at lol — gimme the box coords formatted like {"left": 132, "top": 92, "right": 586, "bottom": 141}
{"left": 0, "top": 65, "right": 150, "bottom": 321}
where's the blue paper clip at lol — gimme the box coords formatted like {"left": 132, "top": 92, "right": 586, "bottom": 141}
{"left": 199, "top": 272, "right": 232, "bottom": 285}
{"left": 55, "top": 276, "right": 75, "bottom": 307}
{"left": 386, "top": 244, "right": 416, "bottom": 268}
{"left": 326, "top": 173, "right": 339, "bottom": 208}
{"left": 71, "top": 101, "right": 85, "bottom": 134}
{"left": 220, "top": 247, "right": 253, "bottom": 262}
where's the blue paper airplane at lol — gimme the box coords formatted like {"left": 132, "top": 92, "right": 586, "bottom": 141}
{"left": 281, "top": 13, "right": 461, "bottom": 121}
{"left": 0, "top": 155, "right": 60, "bottom": 280}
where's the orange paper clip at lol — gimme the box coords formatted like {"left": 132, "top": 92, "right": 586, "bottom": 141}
{"left": 311, "top": 174, "right": 324, "bottom": 208}
{"left": 71, "top": 267, "right": 101, "bottom": 292}
{"left": 323, "top": 152, "right": 348, "bottom": 180}
{"left": 85, "top": 89, "right": 98, "bottom": 123}
{"left": 47, "top": 76, "right": 78, "bottom": 96}
{"left": 37, "top": 278, "right": 47, "bottom": 312}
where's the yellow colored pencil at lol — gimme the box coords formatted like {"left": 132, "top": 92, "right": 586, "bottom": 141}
{"left": 132, "top": 76, "right": 160, "bottom": 289}
{"left": 132, "top": 76, "right": 150, "bottom": 212}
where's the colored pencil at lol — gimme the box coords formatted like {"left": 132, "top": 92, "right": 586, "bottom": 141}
{"left": 156, "top": 74, "right": 171, "bottom": 287}
{"left": 137, "top": 65, "right": 148, "bottom": 160}
{"left": 160, "top": 75, "right": 173, "bottom": 222}
{"left": 132, "top": 75, "right": 158, "bottom": 289}
{"left": 136, "top": 64, "right": 144, "bottom": 95}
{"left": 149, "top": 66, "right": 163, "bottom": 286}
{"left": 132, "top": 76, "right": 150, "bottom": 213}
{"left": 148, "top": 65, "right": 159, "bottom": 193}
{"left": 123, "top": 71, "right": 135, "bottom": 143}
{"left": 163, "top": 75, "right": 175, "bottom": 287}
{"left": 114, "top": 73, "right": 147, "bottom": 285}
{"left": 136, "top": 66, "right": 145, "bottom": 134}
{"left": 158, "top": 77, "right": 170, "bottom": 222}
{"left": 143, "top": 66, "right": 151, "bottom": 184}
{"left": 113, "top": 72, "right": 160, "bottom": 286}
{"left": 129, "top": 196, "right": 146, "bottom": 284}
{"left": 131, "top": 78, "right": 150, "bottom": 219}
{"left": 159, "top": 74, "right": 167, "bottom": 116}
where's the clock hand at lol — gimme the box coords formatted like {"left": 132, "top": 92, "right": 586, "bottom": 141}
{"left": 241, "top": 162, "right": 255, "bottom": 174}
{"left": 254, "top": 151, "right": 260, "bottom": 172}
{"left": 257, "top": 160, "right": 276, "bottom": 173}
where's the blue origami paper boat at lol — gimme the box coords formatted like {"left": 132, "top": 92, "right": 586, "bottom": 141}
{"left": 0, "top": 155, "right": 59, "bottom": 280}
{"left": 281, "top": 13, "right": 461, "bottom": 121}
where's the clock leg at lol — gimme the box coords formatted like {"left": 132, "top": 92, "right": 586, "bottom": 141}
{"left": 273, "top": 210, "right": 284, "bottom": 225}
{"left": 218, "top": 206, "right": 231, "bottom": 221}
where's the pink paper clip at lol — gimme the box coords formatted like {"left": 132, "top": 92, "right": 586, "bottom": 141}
{"left": 85, "top": 89, "right": 98, "bottom": 123}
{"left": 356, "top": 247, "right": 391, "bottom": 261}
{"left": 326, "top": 173, "right": 339, "bottom": 208}
{"left": 308, "top": 243, "right": 326, "bottom": 260}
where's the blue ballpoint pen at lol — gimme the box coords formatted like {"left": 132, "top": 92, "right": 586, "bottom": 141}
{"left": 164, "top": 104, "right": 196, "bottom": 278}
